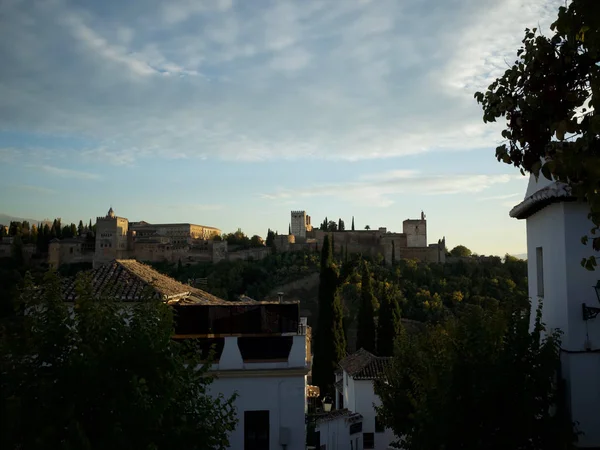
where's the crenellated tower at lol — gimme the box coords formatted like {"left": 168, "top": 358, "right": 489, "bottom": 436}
{"left": 93, "top": 207, "right": 129, "bottom": 268}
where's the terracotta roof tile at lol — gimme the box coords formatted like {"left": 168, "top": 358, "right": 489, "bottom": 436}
{"left": 59, "top": 260, "right": 295, "bottom": 306}
{"left": 338, "top": 348, "right": 391, "bottom": 380}
{"left": 316, "top": 409, "right": 363, "bottom": 425}
{"left": 510, "top": 182, "right": 574, "bottom": 220}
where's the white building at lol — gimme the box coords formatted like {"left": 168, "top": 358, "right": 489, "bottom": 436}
{"left": 510, "top": 173, "right": 600, "bottom": 448}
{"left": 316, "top": 349, "right": 397, "bottom": 450}
{"left": 62, "top": 260, "right": 311, "bottom": 450}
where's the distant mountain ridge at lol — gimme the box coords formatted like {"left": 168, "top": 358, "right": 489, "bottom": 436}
{"left": 0, "top": 213, "right": 52, "bottom": 227}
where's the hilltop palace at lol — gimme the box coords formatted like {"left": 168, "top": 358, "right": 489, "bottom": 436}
{"left": 275, "top": 210, "right": 446, "bottom": 264}
{"left": 45, "top": 207, "right": 445, "bottom": 268}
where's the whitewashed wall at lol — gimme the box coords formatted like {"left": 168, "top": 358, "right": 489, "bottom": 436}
{"left": 526, "top": 200, "right": 600, "bottom": 447}
{"left": 210, "top": 375, "right": 306, "bottom": 450}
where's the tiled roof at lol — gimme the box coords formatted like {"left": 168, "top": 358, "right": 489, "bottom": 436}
{"left": 510, "top": 181, "right": 574, "bottom": 220}
{"left": 316, "top": 409, "right": 363, "bottom": 425}
{"left": 338, "top": 348, "right": 391, "bottom": 380}
{"left": 61, "top": 259, "right": 196, "bottom": 302}
{"left": 59, "top": 260, "right": 294, "bottom": 306}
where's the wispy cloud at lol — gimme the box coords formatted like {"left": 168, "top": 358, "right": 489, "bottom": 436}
{"left": 34, "top": 165, "right": 102, "bottom": 180}
{"left": 477, "top": 193, "right": 522, "bottom": 201}
{"left": 262, "top": 171, "right": 516, "bottom": 207}
{"left": 0, "top": 0, "right": 564, "bottom": 164}
{"left": 17, "top": 184, "right": 56, "bottom": 195}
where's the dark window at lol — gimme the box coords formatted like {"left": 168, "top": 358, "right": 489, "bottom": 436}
{"left": 536, "top": 247, "right": 544, "bottom": 297}
{"left": 244, "top": 410, "right": 269, "bottom": 450}
{"left": 375, "top": 415, "right": 384, "bottom": 433}
{"left": 363, "top": 432, "right": 375, "bottom": 449}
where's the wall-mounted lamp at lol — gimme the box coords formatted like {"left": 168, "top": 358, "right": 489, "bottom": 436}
{"left": 582, "top": 280, "right": 600, "bottom": 320}
{"left": 322, "top": 395, "right": 333, "bottom": 413}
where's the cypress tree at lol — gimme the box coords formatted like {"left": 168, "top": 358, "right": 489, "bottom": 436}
{"left": 357, "top": 261, "right": 376, "bottom": 353}
{"left": 78, "top": 220, "right": 84, "bottom": 237}
{"left": 312, "top": 234, "right": 346, "bottom": 396}
{"left": 351, "top": 216, "right": 355, "bottom": 231}
{"left": 289, "top": 223, "right": 291, "bottom": 235}
{"left": 376, "top": 285, "right": 402, "bottom": 356}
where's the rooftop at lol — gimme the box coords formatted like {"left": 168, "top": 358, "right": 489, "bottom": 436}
{"left": 510, "top": 181, "right": 574, "bottom": 220}
{"left": 316, "top": 409, "right": 363, "bottom": 425}
{"left": 61, "top": 259, "right": 292, "bottom": 306}
{"left": 338, "top": 348, "right": 391, "bottom": 380}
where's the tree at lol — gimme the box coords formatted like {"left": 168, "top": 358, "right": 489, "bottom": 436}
{"left": 376, "top": 284, "right": 402, "bottom": 357}
{"left": 0, "top": 271, "right": 238, "bottom": 450}
{"left": 250, "top": 235, "right": 264, "bottom": 247}
{"left": 375, "top": 301, "right": 577, "bottom": 450}
{"left": 10, "top": 235, "right": 24, "bottom": 267}
{"left": 70, "top": 223, "right": 78, "bottom": 239}
{"left": 312, "top": 235, "right": 346, "bottom": 395}
{"left": 78, "top": 220, "right": 85, "bottom": 237}
{"left": 364, "top": 225, "right": 371, "bottom": 230}
{"left": 327, "top": 221, "right": 338, "bottom": 232}
{"left": 356, "top": 261, "right": 376, "bottom": 353}
{"left": 288, "top": 223, "right": 291, "bottom": 235}
{"left": 265, "top": 229, "right": 275, "bottom": 248}
{"left": 338, "top": 218, "right": 345, "bottom": 231}
{"left": 450, "top": 245, "right": 472, "bottom": 257}
{"left": 474, "top": 0, "right": 600, "bottom": 269}
{"left": 351, "top": 216, "right": 355, "bottom": 231}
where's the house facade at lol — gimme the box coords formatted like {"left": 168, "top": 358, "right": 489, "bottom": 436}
{"left": 61, "top": 259, "right": 311, "bottom": 450}
{"left": 510, "top": 173, "right": 600, "bottom": 448}
{"left": 316, "top": 349, "right": 396, "bottom": 450}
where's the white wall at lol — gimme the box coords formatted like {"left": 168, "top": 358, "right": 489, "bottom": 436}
{"left": 210, "top": 375, "right": 306, "bottom": 450}
{"left": 354, "top": 380, "right": 396, "bottom": 450}
{"left": 317, "top": 419, "right": 362, "bottom": 450}
{"left": 526, "top": 201, "right": 600, "bottom": 447}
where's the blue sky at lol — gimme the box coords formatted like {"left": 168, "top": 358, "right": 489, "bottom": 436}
{"left": 0, "top": 0, "right": 563, "bottom": 255}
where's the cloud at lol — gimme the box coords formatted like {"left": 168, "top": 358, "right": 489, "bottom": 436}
{"left": 0, "top": 0, "right": 564, "bottom": 164}
{"left": 262, "top": 170, "right": 516, "bottom": 207}
{"left": 477, "top": 192, "right": 521, "bottom": 201}
{"left": 34, "top": 165, "right": 102, "bottom": 180}
{"left": 17, "top": 184, "right": 56, "bottom": 195}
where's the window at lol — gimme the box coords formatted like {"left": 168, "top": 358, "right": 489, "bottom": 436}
{"left": 69, "top": 247, "right": 73, "bottom": 254}
{"left": 244, "top": 410, "right": 269, "bottom": 450}
{"left": 375, "top": 415, "right": 385, "bottom": 433}
{"left": 363, "top": 432, "right": 374, "bottom": 449}
{"left": 536, "top": 247, "right": 544, "bottom": 298}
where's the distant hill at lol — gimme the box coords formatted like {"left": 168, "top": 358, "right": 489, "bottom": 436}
{"left": 0, "top": 213, "right": 52, "bottom": 227}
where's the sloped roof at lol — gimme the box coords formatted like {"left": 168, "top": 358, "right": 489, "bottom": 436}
{"left": 316, "top": 408, "right": 363, "bottom": 425}
{"left": 338, "top": 348, "right": 391, "bottom": 380}
{"left": 60, "top": 260, "right": 294, "bottom": 306}
{"left": 510, "top": 181, "right": 574, "bottom": 220}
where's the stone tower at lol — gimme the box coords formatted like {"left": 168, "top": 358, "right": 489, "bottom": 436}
{"left": 290, "top": 211, "right": 311, "bottom": 238}
{"left": 403, "top": 212, "right": 427, "bottom": 247}
{"left": 93, "top": 207, "right": 129, "bottom": 268}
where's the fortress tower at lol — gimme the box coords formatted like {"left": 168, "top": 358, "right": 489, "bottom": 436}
{"left": 93, "top": 207, "right": 130, "bottom": 268}
{"left": 403, "top": 211, "right": 427, "bottom": 247}
{"left": 290, "top": 211, "right": 311, "bottom": 239}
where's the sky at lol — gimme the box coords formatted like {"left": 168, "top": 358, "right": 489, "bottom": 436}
{"left": 0, "top": 0, "right": 564, "bottom": 256}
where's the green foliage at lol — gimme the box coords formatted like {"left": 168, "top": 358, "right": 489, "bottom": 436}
{"left": 351, "top": 216, "right": 355, "bottom": 231}
{"left": 152, "top": 251, "right": 320, "bottom": 302}
{"left": 450, "top": 245, "right": 472, "bottom": 257}
{"left": 338, "top": 218, "right": 345, "bottom": 231}
{"left": 376, "top": 283, "right": 402, "bottom": 357}
{"left": 375, "top": 301, "right": 577, "bottom": 450}
{"left": 364, "top": 225, "right": 370, "bottom": 230}
{"left": 312, "top": 235, "right": 346, "bottom": 395}
{"left": 265, "top": 229, "right": 276, "bottom": 247}
{"left": 0, "top": 271, "right": 238, "bottom": 450}
{"left": 357, "top": 261, "right": 376, "bottom": 353}
{"left": 474, "top": 0, "right": 600, "bottom": 267}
